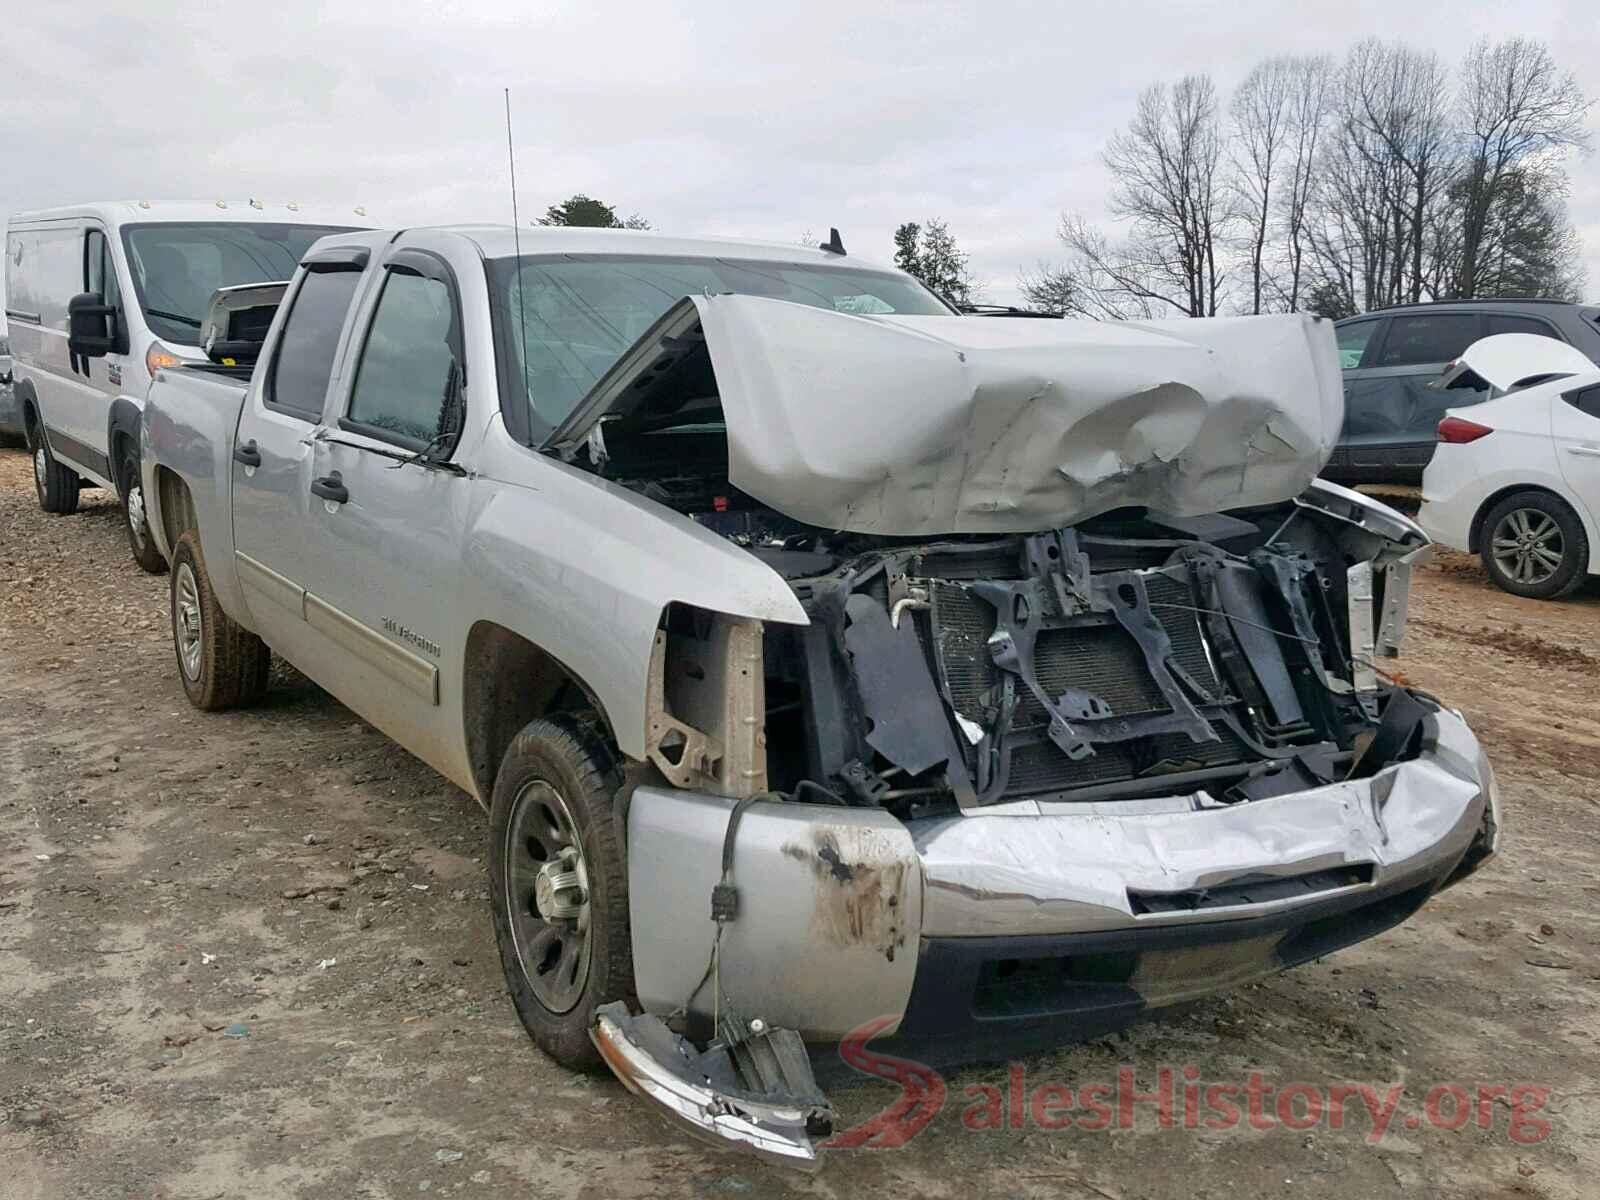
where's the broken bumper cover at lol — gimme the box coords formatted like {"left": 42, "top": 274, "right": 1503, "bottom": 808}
{"left": 592, "top": 1003, "right": 835, "bottom": 1167}
{"left": 628, "top": 706, "right": 1493, "bottom": 1051}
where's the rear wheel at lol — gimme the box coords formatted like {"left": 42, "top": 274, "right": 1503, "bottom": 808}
{"left": 170, "top": 530, "right": 271, "bottom": 709}
{"left": 487, "top": 716, "right": 631, "bottom": 1069}
{"left": 118, "top": 440, "right": 166, "bottom": 574}
{"left": 1480, "top": 490, "right": 1589, "bottom": 600}
{"left": 28, "top": 421, "right": 80, "bottom": 515}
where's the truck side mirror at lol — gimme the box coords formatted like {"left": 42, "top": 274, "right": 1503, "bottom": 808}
{"left": 67, "top": 292, "right": 115, "bottom": 360}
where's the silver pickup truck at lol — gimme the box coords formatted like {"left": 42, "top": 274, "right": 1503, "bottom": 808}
{"left": 142, "top": 225, "right": 1498, "bottom": 1164}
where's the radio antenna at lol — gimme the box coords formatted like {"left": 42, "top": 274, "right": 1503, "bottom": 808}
{"left": 504, "top": 88, "right": 531, "bottom": 417}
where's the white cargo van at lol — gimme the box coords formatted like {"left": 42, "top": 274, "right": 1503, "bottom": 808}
{"left": 5, "top": 201, "right": 368, "bottom": 570}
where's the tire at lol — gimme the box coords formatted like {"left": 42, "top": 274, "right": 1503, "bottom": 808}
{"left": 28, "top": 422, "right": 80, "bottom": 515}
{"left": 487, "top": 715, "right": 630, "bottom": 1069}
{"left": 117, "top": 440, "right": 167, "bottom": 575}
{"left": 169, "top": 530, "right": 271, "bottom": 710}
{"left": 1479, "top": 490, "right": 1589, "bottom": 600}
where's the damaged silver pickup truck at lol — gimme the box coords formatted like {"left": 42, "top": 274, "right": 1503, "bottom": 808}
{"left": 141, "top": 226, "right": 1498, "bottom": 1165}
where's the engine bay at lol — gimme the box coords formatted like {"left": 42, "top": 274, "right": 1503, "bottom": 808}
{"left": 592, "top": 431, "right": 1430, "bottom": 816}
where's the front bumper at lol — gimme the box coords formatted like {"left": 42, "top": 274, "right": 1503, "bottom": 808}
{"left": 627, "top": 706, "right": 1494, "bottom": 1050}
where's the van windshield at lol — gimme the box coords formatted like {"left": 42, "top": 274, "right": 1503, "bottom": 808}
{"left": 487, "top": 254, "right": 952, "bottom": 437}
{"left": 121, "top": 223, "right": 358, "bottom": 345}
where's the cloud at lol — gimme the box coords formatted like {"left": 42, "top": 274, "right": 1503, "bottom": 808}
{"left": 3, "top": 0, "right": 1597, "bottom": 307}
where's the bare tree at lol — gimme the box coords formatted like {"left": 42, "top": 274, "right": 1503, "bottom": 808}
{"left": 1454, "top": 38, "right": 1590, "bottom": 297}
{"left": 1273, "top": 56, "right": 1334, "bottom": 312}
{"left": 1305, "top": 40, "right": 1457, "bottom": 311}
{"left": 1231, "top": 59, "right": 1295, "bottom": 313}
{"left": 1017, "top": 259, "right": 1097, "bottom": 318}
{"left": 1084, "top": 75, "right": 1230, "bottom": 316}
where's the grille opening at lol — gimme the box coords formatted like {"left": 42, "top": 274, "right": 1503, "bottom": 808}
{"left": 1128, "top": 863, "right": 1376, "bottom": 915}
{"left": 973, "top": 953, "right": 1139, "bottom": 1019}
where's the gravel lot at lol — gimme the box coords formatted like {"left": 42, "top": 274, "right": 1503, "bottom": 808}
{"left": 2, "top": 445, "right": 1598, "bottom": 1199}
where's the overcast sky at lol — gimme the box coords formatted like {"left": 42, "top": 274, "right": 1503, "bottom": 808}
{"left": 5, "top": 1, "right": 1598, "bottom": 311}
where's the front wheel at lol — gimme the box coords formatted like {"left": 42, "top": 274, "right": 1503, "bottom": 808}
{"left": 1480, "top": 490, "right": 1589, "bottom": 600}
{"left": 118, "top": 441, "right": 166, "bottom": 574}
{"left": 169, "top": 531, "right": 271, "bottom": 710}
{"left": 487, "top": 715, "right": 631, "bottom": 1069}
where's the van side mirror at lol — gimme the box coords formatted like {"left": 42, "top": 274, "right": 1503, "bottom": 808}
{"left": 67, "top": 292, "right": 116, "bottom": 360}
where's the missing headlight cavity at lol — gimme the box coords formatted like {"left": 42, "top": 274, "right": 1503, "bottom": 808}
{"left": 645, "top": 605, "right": 767, "bottom": 798}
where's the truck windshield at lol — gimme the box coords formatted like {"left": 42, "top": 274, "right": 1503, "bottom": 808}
{"left": 487, "top": 254, "right": 953, "bottom": 437}
{"left": 121, "top": 223, "right": 359, "bottom": 345}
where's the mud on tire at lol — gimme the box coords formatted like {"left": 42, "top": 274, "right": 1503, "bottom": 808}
{"left": 170, "top": 530, "right": 271, "bottom": 710}
{"left": 118, "top": 440, "right": 167, "bottom": 575}
{"left": 487, "top": 715, "right": 631, "bottom": 1069}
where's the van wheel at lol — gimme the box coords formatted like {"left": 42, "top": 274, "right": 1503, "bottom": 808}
{"left": 29, "top": 425, "right": 80, "bottom": 515}
{"left": 170, "top": 530, "right": 271, "bottom": 710}
{"left": 1480, "top": 490, "right": 1589, "bottom": 600}
{"left": 118, "top": 441, "right": 167, "bottom": 574}
{"left": 488, "top": 716, "right": 631, "bottom": 1069}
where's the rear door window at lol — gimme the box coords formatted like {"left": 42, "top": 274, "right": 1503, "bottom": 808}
{"left": 1336, "top": 319, "right": 1381, "bottom": 369}
{"left": 1565, "top": 384, "right": 1600, "bottom": 421}
{"left": 265, "top": 268, "right": 363, "bottom": 421}
{"left": 1486, "top": 313, "right": 1563, "bottom": 341}
{"left": 1375, "top": 314, "right": 1482, "bottom": 367}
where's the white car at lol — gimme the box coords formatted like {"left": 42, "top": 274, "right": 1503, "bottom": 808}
{"left": 1419, "top": 332, "right": 1600, "bottom": 599}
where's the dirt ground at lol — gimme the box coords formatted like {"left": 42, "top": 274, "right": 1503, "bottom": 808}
{"left": 1, "top": 446, "right": 1597, "bottom": 1200}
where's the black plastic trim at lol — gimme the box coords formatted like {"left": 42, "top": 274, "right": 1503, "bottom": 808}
{"left": 43, "top": 424, "right": 111, "bottom": 481}
{"left": 867, "top": 863, "right": 1456, "bottom": 1070}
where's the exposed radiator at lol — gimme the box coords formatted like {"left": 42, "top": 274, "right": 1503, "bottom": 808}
{"left": 925, "top": 575, "right": 1244, "bottom": 801}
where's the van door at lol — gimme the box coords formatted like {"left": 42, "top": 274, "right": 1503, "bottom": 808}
{"left": 82, "top": 225, "right": 131, "bottom": 474}
{"left": 230, "top": 254, "right": 367, "bottom": 655}
{"left": 296, "top": 248, "right": 469, "bottom": 776}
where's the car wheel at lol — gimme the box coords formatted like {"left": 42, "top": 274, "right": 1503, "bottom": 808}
{"left": 118, "top": 441, "right": 167, "bottom": 575}
{"left": 28, "top": 423, "right": 80, "bottom": 515}
{"left": 1480, "top": 490, "right": 1589, "bottom": 600}
{"left": 170, "top": 530, "right": 271, "bottom": 710}
{"left": 488, "top": 715, "right": 631, "bottom": 1069}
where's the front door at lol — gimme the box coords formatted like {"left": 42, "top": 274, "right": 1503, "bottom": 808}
{"left": 231, "top": 258, "right": 367, "bottom": 652}
{"left": 297, "top": 247, "right": 470, "bottom": 771}
{"left": 1349, "top": 312, "right": 1485, "bottom": 478}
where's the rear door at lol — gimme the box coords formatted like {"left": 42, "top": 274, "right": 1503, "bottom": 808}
{"left": 1552, "top": 381, "right": 1600, "bottom": 531}
{"left": 1351, "top": 312, "right": 1484, "bottom": 479}
{"left": 230, "top": 247, "right": 368, "bottom": 653}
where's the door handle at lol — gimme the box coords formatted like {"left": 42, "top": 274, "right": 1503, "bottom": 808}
{"left": 310, "top": 471, "right": 349, "bottom": 504}
{"left": 1565, "top": 445, "right": 1600, "bottom": 458}
{"left": 233, "top": 439, "right": 261, "bottom": 468}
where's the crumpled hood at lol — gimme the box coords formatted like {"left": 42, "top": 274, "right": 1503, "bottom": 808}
{"left": 553, "top": 294, "right": 1345, "bottom": 536}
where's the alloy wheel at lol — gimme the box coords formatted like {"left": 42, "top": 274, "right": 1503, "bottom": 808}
{"left": 503, "top": 779, "right": 591, "bottom": 1014}
{"left": 175, "top": 562, "right": 204, "bottom": 680}
{"left": 34, "top": 446, "right": 47, "bottom": 489}
{"left": 1491, "top": 508, "right": 1565, "bottom": 586}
